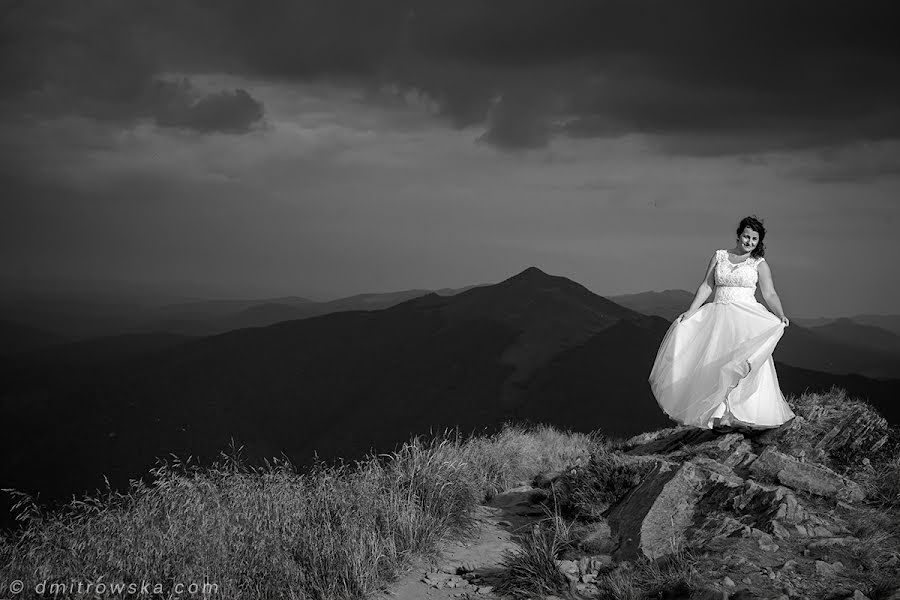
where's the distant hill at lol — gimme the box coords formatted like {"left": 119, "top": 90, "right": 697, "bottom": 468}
{"left": 793, "top": 314, "right": 900, "bottom": 337}
{"left": 0, "top": 288, "right": 156, "bottom": 341}
{"left": 2, "top": 331, "right": 195, "bottom": 383}
{"left": 0, "top": 320, "right": 70, "bottom": 357}
{"left": 0, "top": 285, "right": 489, "bottom": 343}
{"left": 807, "top": 317, "right": 900, "bottom": 354}
{"left": 2, "top": 267, "right": 897, "bottom": 533}
{"left": 849, "top": 314, "right": 900, "bottom": 336}
{"left": 135, "top": 285, "right": 492, "bottom": 336}
{"left": 612, "top": 291, "right": 900, "bottom": 380}
{"left": 608, "top": 289, "right": 696, "bottom": 321}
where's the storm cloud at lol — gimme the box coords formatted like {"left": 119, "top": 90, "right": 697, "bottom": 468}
{"left": 2, "top": 0, "right": 899, "bottom": 151}
{"left": 0, "top": 0, "right": 265, "bottom": 133}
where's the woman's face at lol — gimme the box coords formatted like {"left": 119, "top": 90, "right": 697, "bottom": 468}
{"left": 738, "top": 227, "right": 759, "bottom": 253}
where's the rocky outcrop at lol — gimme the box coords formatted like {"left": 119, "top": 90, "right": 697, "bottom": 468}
{"left": 756, "top": 397, "right": 891, "bottom": 460}
{"left": 603, "top": 454, "right": 852, "bottom": 561}
{"left": 800, "top": 403, "right": 890, "bottom": 455}
{"left": 497, "top": 393, "right": 898, "bottom": 600}
{"left": 596, "top": 424, "right": 867, "bottom": 562}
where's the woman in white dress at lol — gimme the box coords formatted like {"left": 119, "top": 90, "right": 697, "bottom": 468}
{"left": 649, "top": 215, "right": 795, "bottom": 431}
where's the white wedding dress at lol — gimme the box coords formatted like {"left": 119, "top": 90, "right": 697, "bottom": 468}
{"left": 649, "top": 249, "right": 795, "bottom": 430}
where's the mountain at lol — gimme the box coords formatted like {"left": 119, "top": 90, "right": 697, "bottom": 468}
{"left": 807, "top": 317, "right": 900, "bottom": 354}
{"left": 0, "top": 320, "right": 70, "bottom": 357}
{"left": 613, "top": 291, "right": 900, "bottom": 380}
{"left": 0, "top": 287, "right": 160, "bottom": 340}
{"left": 607, "top": 289, "right": 696, "bottom": 321}
{"left": 1, "top": 267, "right": 898, "bottom": 531}
{"left": 614, "top": 295, "right": 900, "bottom": 345}
{"left": 0, "top": 267, "right": 648, "bottom": 523}
{"left": 849, "top": 313, "right": 900, "bottom": 336}
{"left": 0, "top": 286, "right": 489, "bottom": 344}
{"left": 774, "top": 324, "right": 900, "bottom": 380}
{"left": 3, "top": 332, "right": 195, "bottom": 374}
{"left": 793, "top": 313, "right": 900, "bottom": 337}
{"left": 134, "top": 287, "right": 487, "bottom": 337}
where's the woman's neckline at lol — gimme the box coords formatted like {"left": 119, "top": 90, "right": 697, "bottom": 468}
{"left": 724, "top": 249, "right": 753, "bottom": 266}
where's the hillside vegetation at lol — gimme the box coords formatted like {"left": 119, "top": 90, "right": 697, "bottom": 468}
{"left": 1, "top": 424, "right": 597, "bottom": 599}
{"left": 2, "top": 387, "right": 898, "bottom": 600}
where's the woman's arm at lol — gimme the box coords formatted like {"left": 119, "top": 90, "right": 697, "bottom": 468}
{"left": 679, "top": 254, "right": 717, "bottom": 321}
{"left": 757, "top": 261, "right": 789, "bottom": 325}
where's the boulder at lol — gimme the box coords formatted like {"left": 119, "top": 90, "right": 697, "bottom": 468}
{"left": 623, "top": 426, "right": 683, "bottom": 448}
{"left": 488, "top": 485, "right": 549, "bottom": 515}
{"left": 555, "top": 559, "right": 579, "bottom": 582}
{"left": 748, "top": 447, "right": 865, "bottom": 502}
{"left": 814, "top": 560, "right": 844, "bottom": 576}
{"left": 625, "top": 427, "right": 720, "bottom": 456}
{"left": 605, "top": 459, "right": 706, "bottom": 560}
{"left": 579, "top": 521, "right": 615, "bottom": 554}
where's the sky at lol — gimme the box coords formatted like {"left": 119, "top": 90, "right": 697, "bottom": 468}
{"left": 1, "top": 1, "right": 899, "bottom": 318}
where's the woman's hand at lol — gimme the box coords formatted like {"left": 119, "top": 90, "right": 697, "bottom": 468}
{"left": 780, "top": 315, "right": 790, "bottom": 327}
{"left": 678, "top": 309, "right": 696, "bottom": 323}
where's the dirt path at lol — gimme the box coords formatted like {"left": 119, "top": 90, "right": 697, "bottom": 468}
{"left": 373, "top": 488, "right": 548, "bottom": 600}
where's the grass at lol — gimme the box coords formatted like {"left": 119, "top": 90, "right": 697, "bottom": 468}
{"left": 630, "top": 548, "right": 702, "bottom": 599}
{"left": 493, "top": 507, "right": 576, "bottom": 599}
{"left": 861, "top": 454, "right": 900, "bottom": 510}
{"left": 549, "top": 448, "right": 655, "bottom": 521}
{"left": 494, "top": 521, "right": 704, "bottom": 600}
{"left": 0, "top": 423, "right": 596, "bottom": 600}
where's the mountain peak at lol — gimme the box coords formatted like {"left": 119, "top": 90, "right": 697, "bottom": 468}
{"left": 508, "top": 266, "right": 550, "bottom": 281}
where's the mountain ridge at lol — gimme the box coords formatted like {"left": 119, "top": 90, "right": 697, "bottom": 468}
{"left": 1, "top": 266, "right": 898, "bottom": 533}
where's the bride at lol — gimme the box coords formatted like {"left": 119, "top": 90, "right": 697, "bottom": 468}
{"left": 648, "top": 215, "right": 795, "bottom": 431}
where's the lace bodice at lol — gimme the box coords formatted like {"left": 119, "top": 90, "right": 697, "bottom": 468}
{"left": 713, "top": 249, "right": 765, "bottom": 304}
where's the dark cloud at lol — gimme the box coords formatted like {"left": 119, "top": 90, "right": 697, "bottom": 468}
{"left": 0, "top": 0, "right": 265, "bottom": 133}
{"left": 781, "top": 142, "right": 900, "bottom": 183}
{"left": 385, "top": 1, "right": 900, "bottom": 152}
{"left": 478, "top": 95, "right": 552, "bottom": 150}
{"left": 2, "top": 0, "right": 899, "bottom": 150}
{"left": 150, "top": 80, "right": 263, "bottom": 133}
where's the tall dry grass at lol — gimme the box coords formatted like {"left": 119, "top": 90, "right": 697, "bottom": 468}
{"left": 0, "top": 423, "right": 596, "bottom": 599}
{"left": 492, "top": 507, "right": 576, "bottom": 599}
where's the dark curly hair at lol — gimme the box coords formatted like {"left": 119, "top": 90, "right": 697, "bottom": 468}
{"left": 736, "top": 215, "right": 766, "bottom": 258}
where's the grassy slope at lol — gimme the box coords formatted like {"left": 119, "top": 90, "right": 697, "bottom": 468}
{"left": 2, "top": 388, "right": 897, "bottom": 600}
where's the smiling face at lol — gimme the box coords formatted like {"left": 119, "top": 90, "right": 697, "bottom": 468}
{"left": 738, "top": 227, "right": 759, "bottom": 253}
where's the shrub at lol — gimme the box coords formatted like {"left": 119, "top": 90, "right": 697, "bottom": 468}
{"left": 493, "top": 508, "right": 575, "bottom": 599}
{"left": 550, "top": 450, "right": 653, "bottom": 521}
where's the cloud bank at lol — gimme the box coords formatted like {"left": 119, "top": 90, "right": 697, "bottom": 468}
{"left": 2, "top": 0, "right": 899, "bottom": 151}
